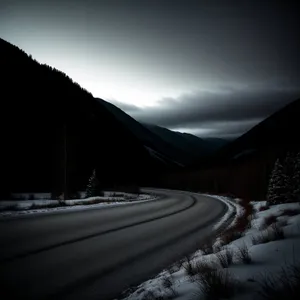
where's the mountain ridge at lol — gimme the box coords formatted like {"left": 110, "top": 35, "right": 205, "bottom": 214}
{"left": 98, "top": 99, "right": 228, "bottom": 165}
{"left": 0, "top": 38, "right": 170, "bottom": 197}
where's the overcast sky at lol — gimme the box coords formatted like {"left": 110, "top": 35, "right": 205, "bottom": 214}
{"left": 1, "top": 0, "right": 299, "bottom": 138}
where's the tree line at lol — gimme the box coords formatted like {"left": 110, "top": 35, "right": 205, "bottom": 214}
{"left": 267, "top": 151, "right": 300, "bottom": 205}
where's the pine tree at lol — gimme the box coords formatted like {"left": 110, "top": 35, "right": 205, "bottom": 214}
{"left": 283, "top": 152, "right": 296, "bottom": 202}
{"left": 267, "top": 158, "right": 289, "bottom": 205}
{"left": 86, "top": 169, "right": 102, "bottom": 198}
{"left": 291, "top": 151, "right": 300, "bottom": 201}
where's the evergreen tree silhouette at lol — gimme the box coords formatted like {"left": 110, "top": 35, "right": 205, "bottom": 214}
{"left": 267, "top": 152, "right": 300, "bottom": 204}
{"left": 267, "top": 158, "right": 288, "bottom": 205}
{"left": 291, "top": 151, "right": 300, "bottom": 201}
{"left": 283, "top": 152, "right": 295, "bottom": 201}
{"left": 86, "top": 169, "right": 102, "bottom": 197}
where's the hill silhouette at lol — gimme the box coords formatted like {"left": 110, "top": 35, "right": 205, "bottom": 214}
{"left": 160, "top": 96, "right": 300, "bottom": 199}
{"left": 0, "top": 38, "right": 168, "bottom": 198}
{"left": 98, "top": 99, "right": 227, "bottom": 165}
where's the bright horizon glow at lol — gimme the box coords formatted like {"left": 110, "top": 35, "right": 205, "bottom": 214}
{"left": 70, "top": 76, "right": 184, "bottom": 108}
{"left": 10, "top": 39, "right": 190, "bottom": 108}
{"left": 1, "top": 0, "right": 298, "bottom": 138}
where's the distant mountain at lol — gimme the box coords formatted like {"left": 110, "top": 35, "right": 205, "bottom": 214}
{"left": 143, "top": 124, "right": 212, "bottom": 162}
{"left": 98, "top": 99, "right": 227, "bottom": 165}
{"left": 0, "top": 37, "right": 232, "bottom": 199}
{"left": 144, "top": 125, "right": 229, "bottom": 161}
{"left": 184, "top": 95, "right": 300, "bottom": 173}
{"left": 214, "top": 97, "right": 300, "bottom": 163}
{"left": 160, "top": 97, "right": 300, "bottom": 200}
{"left": 0, "top": 38, "right": 171, "bottom": 197}
{"left": 97, "top": 99, "right": 186, "bottom": 165}
{"left": 202, "top": 137, "right": 229, "bottom": 150}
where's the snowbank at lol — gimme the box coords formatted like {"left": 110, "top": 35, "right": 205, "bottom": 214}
{"left": 122, "top": 198, "right": 300, "bottom": 300}
{"left": 0, "top": 192, "right": 158, "bottom": 218}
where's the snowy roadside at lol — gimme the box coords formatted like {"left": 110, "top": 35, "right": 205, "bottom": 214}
{"left": 120, "top": 195, "right": 300, "bottom": 300}
{"left": 203, "top": 194, "right": 243, "bottom": 232}
{"left": 0, "top": 192, "right": 158, "bottom": 218}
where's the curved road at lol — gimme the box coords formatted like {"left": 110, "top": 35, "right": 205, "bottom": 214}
{"left": 0, "top": 189, "right": 227, "bottom": 300}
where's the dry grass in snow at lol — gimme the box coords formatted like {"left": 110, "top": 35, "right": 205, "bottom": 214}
{"left": 121, "top": 196, "right": 300, "bottom": 300}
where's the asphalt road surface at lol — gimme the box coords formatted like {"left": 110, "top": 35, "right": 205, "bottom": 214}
{"left": 0, "top": 189, "right": 227, "bottom": 300}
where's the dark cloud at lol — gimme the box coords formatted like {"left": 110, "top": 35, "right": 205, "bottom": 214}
{"left": 182, "top": 119, "right": 262, "bottom": 139}
{"left": 112, "top": 85, "right": 300, "bottom": 138}
{"left": 1, "top": 0, "right": 299, "bottom": 138}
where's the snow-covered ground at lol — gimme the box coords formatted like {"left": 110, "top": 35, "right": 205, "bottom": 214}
{"left": 204, "top": 195, "right": 244, "bottom": 232}
{"left": 0, "top": 192, "right": 157, "bottom": 218}
{"left": 121, "top": 196, "right": 300, "bottom": 300}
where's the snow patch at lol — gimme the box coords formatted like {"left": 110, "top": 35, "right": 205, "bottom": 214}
{"left": 122, "top": 198, "right": 300, "bottom": 300}
{"left": 0, "top": 192, "right": 158, "bottom": 218}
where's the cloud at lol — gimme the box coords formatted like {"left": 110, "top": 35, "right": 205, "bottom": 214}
{"left": 108, "top": 100, "right": 141, "bottom": 113}
{"left": 112, "top": 85, "right": 300, "bottom": 138}
{"left": 174, "top": 119, "right": 261, "bottom": 139}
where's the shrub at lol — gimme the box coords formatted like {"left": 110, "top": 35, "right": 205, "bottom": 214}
{"left": 235, "top": 243, "right": 252, "bottom": 264}
{"left": 251, "top": 224, "right": 284, "bottom": 245}
{"left": 271, "top": 223, "right": 285, "bottom": 240}
{"left": 183, "top": 260, "right": 195, "bottom": 277}
{"left": 257, "top": 264, "right": 300, "bottom": 300}
{"left": 141, "top": 290, "right": 156, "bottom": 300}
{"left": 257, "top": 272, "right": 282, "bottom": 300}
{"left": 161, "top": 276, "right": 177, "bottom": 297}
{"left": 251, "top": 232, "right": 272, "bottom": 245}
{"left": 240, "top": 199, "right": 254, "bottom": 215}
{"left": 184, "top": 260, "right": 217, "bottom": 281}
{"left": 162, "top": 276, "right": 173, "bottom": 289}
{"left": 216, "top": 249, "right": 233, "bottom": 268}
{"left": 195, "top": 269, "right": 237, "bottom": 300}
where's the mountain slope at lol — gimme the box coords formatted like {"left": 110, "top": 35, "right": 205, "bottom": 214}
{"left": 98, "top": 99, "right": 227, "bottom": 165}
{"left": 143, "top": 124, "right": 227, "bottom": 162}
{"left": 143, "top": 124, "right": 208, "bottom": 158}
{"left": 159, "top": 97, "right": 300, "bottom": 200}
{"left": 201, "top": 137, "right": 229, "bottom": 151}
{"left": 214, "top": 97, "right": 300, "bottom": 162}
{"left": 97, "top": 99, "right": 187, "bottom": 165}
{"left": 0, "top": 38, "right": 166, "bottom": 198}
{"left": 187, "top": 96, "right": 300, "bottom": 172}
